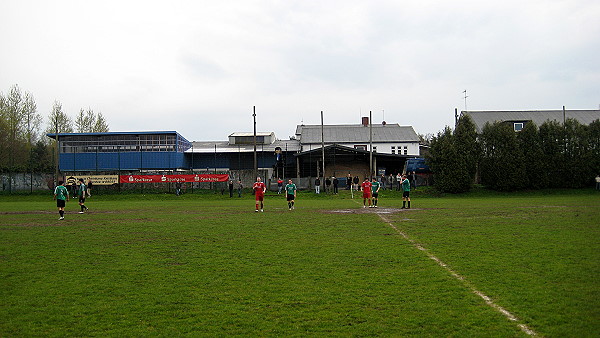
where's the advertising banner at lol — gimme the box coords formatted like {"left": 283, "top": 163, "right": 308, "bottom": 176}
{"left": 119, "top": 174, "right": 229, "bottom": 184}
{"left": 65, "top": 175, "right": 119, "bottom": 186}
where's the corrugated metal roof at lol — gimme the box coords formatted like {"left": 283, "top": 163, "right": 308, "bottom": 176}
{"left": 463, "top": 110, "right": 600, "bottom": 132}
{"left": 296, "top": 124, "right": 419, "bottom": 143}
{"left": 188, "top": 139, "right": 300, "bottom": 153}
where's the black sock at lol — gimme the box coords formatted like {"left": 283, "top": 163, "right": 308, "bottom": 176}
{"left": 288, "top": 202, "right": 291, "bottom": 208}
{"left": 81, "top": 205, "right": 85, "bottom": 212}
{"left": 59, "top": 210, "right": 64, "bottom": 217}
{"left": 402, "top": 201, "right": 406, "bottom": 208}
{"left": 408, "top": 201, "right": 411, "bottom": 208}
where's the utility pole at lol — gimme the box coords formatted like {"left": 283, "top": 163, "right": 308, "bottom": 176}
{"left": 321, "top": 111, "right": 325, "bottom": 190}
{"left": 463, "top": 89, "right": 468, "bottom": 111}
{"left": 369, "top": 110, "right": 373, "bottom": 180}
{"left": 253, "top": 106, "right": 257, "bottom": 180}
{"left": 455, "top": 108, "right": 459, "bottom": 128}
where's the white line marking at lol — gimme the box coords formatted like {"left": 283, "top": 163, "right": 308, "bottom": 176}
{"left": 377, "top": 213, "right": 538, "bottom": 336}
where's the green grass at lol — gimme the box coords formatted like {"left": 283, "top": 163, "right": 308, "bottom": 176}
{"left": 1, "top": 189, "right": 599, "bottom": 336}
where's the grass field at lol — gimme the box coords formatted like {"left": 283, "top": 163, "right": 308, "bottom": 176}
{"left": 1, "top": 188, "right": 599, "bottom": 336}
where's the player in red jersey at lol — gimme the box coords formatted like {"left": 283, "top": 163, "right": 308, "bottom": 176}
{"left": 361, "top": 177, "right": 372, "bottom": 208}
{"left": 252, "top": 177, "right": 267, "bottom": 212}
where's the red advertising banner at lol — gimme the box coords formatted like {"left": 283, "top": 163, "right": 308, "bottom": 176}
{"left": 120, "top": 174, "right": 230, "bottom": 184}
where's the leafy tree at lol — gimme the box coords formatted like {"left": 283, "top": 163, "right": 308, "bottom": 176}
{"left": 93, "top": 112, "right": 109, "bottom": 132}
{"left": 76, "top": 108, "right": 95, "bottom": 132}
{"left": 538, "top": 120, "right": 564, "bottom": 185}
{"left": 426, "top": 127, "right": 471, "bottom": 193}
{"left": 517, "top": 122, "right": 545, "bottom": 189}
{"left": 454, "top": 114, "right": 480, "bottom": 185}
{"left": 76, "top": 108, "right": 109, "bottom": 132}
{"left": 0, "top": 85, "right": 30, "bottom": 171}
{"left": 479, "top": 122, "right": 526, "bottom": 191}
{"left": 588, "top": 120, "right": 600, "bottom": 180}
{"left": 563, "top": 119, "right": 592, "bottom": 188}
{"left": 46, "top": 100, "right": 74, "bottom": 136}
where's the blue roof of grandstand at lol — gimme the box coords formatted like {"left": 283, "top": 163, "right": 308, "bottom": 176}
{"left": 46, "top": 131, "right": 188, "bottom": 140}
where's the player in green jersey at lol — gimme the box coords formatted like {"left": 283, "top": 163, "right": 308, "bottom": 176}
{"left": 53, "top": 180, "right": 69, "bottom": 220}
{"left": 371, "top": 177, "right": 381, "bottom": 208}
{"left": 285, "top": 179, "right": 297, "bottom": 210}
{"left": 77, "top": 178, "right": 89, "bottom": 213}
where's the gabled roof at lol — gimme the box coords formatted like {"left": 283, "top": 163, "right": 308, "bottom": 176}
{"left": 295, "top": 124, "right": 419, "bottom": 144}
{"left": 462, "top": 110, "right": 600, "bottom": 133}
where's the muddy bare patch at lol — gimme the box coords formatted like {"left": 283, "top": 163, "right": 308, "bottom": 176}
{"left": 323, "top": 207, "right": 422, "bottom": 215}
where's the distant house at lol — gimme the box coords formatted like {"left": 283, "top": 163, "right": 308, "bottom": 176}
{"left": 294, "top": 117, "right": 420, "bottom": 178}
{"left": 296, "top": 117, "right": 420, "bottom": 155}
{"left": 462, "top": 109, "right": 600, "bottom": 133}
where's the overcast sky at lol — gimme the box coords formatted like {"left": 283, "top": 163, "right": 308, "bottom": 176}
{"left": 1, "top": 0, "right": 599, "bottom": 141}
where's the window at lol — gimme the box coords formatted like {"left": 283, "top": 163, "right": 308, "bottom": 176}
{"left": 354, "top": 145, "right": 367, "bottom": 151}
{"left": 404, "top": 146, "right": 408, "bottom": 155}
{"left": 391, "top": 146, "right": 395, "bottom": 154}
{"left": 372, "top": 146, "right": 377, "bottom": 152}
{"left": 514, "top": 122, "right": 524, "bottom": 132}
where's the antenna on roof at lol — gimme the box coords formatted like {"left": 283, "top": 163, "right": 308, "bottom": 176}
{"left": 463, "top": 90, "right": 468, "bottom": 111}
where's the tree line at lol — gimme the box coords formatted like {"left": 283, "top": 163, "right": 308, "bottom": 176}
{"left": 426, "top": 114, "right": 600, "bottom": 192}
{"left": 0, "top": 84, "right": 110, "bottom": 173}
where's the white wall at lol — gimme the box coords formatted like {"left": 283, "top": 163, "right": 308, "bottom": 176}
{"left": 302, "top": 142, "right": 420, "bottom": 156}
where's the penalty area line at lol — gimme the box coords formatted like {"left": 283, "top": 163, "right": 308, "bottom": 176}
{"left": 377, "top": 213, "right": 538, "bottom": 337}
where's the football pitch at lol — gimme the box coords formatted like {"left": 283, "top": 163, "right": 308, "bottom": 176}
{"left": 1, "top": 189, "right": 599, "bottom": 336}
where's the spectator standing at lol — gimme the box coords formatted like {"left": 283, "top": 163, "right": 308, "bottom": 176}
{"left": 388, "top": 174, "right": 394, "bottom": 191}
{"left": 71, "top": 181, "right": 78, "bottom": 198}
{"left": 228, "top": 180, "right": 234, "bottom": 197}
{"left": 325, "top": 177, "right": 331, "bottom": 193}
{"left": 315, "top": 177, "right": 321, "bottom": 194}
{"left": 277, "top": 178, "right": 284, "bottom": 194}
{"left": 346, "top": 174, "right": 352, "bottom": 190}
{"left": 87, "top": 179, "right": 93, "bottom": 197}
{"left": 237, "top": 180, "right": 243, "bottom": 197}
{"left": 332, "top": 176, "right": 339, "bottom": 194}
{"left": 411, "top": 171, "right": 417, "bottom": 190}
{"left": 396, "top": 173, "right": 402, "bottom": 191}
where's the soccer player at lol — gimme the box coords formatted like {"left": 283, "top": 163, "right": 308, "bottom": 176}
{"left": 361, "top": 177, "right": 372, "bottom": 208}
{"left": 401, "top": 174, "right": 411, "bottom": 209}
{"left": 285, "top": 179, "right": 297, "bottom": 210}
{"left": 54, "top": 180, "right": 69, "bottom": 220}
{"left": 77, "top": 178, "right": 89, "bottom": 213}
{"left": 371, "top": 177, "right": 381, "bottom": 208}
{"left": 252, "top": 177, "right": 266, "bottom": 212}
